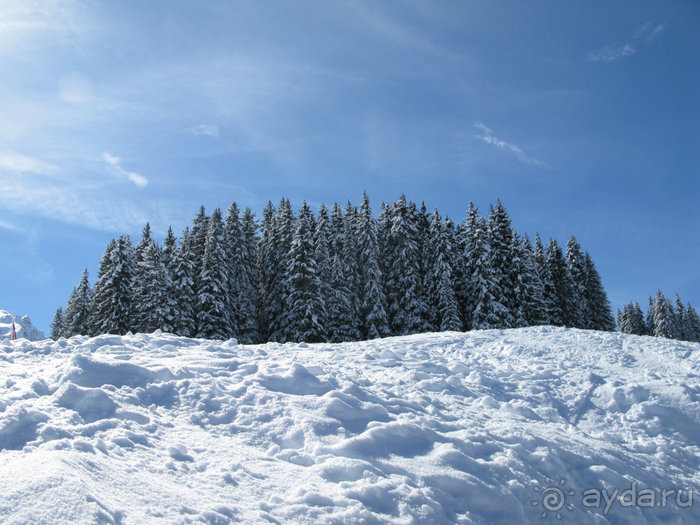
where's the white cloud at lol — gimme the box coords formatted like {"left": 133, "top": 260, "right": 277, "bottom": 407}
{"left": 586, "top": 44, "right": 636, "bottom": 63}
{"left": 587, "top": 22, "right": 665, "bottom": 63}
{"left": 102, "top": 151, "right": 149, "bottom": 188}
{"left": 101, "top": 152, "right": 120, "bottom": 166}
{"left": 188, "top": 124, "right": 219, "bottom": 137}
{"left": 473, "top": 122, "right": 547, "bottom": 167}
{"left": 126, "top": 172, "right": 148, "bottom": 188}
{"left": 0, "top": 149, "right": 58, "bottom": 174}
{"left": 646, "top": 24, "right": 665, "bottom": 41}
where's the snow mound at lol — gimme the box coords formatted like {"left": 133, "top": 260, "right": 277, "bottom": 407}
{"left": 0, "top": 328, "right": 698, "bottom": 524}
{"left": 0, "top": 310, "right": 45, "bottom": 341}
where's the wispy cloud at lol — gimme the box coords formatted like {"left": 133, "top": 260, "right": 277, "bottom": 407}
{"left": 188, "top": 124, "right": 219, "bottom": 137}
{"left": 586, "top": 22, "right": 665, "bottom": 63}
{"left": 0, "top": 149, "right": 58, "bottom": 174}
{"left": 586, "top": 44, "right": 636, "bottom": 63}
{"left": 0, "top": 219, "right": 20, "bottom": 232}
{"left": 473, "top": 122, "right": 547, "bottom": 167}
{"left": 102, "top": 152, "right": 148, "bottom": 188}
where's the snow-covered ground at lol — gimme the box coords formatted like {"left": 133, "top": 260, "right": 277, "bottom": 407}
{"left": 0, "top": 310, "right": 45, "bottom": 341}
{"left": 0, "top": 327, "right": 697, "bottom": 524}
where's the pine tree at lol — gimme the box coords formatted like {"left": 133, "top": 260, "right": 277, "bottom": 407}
{"left": 197, "top": 209, "right": 231, "bottom": 339}
{"left": 257, "top": 201, "right": 276, "bottom": 342}
{"left": 171, "top": 228, "right": 197, "bottom": 337}
{"left": 545, "top": 239, "right": 579, "bottom": 327}
{"left": 356, "top": 192, "right": 389, "bottom": 339}
{"left": 342, "top": 201, "right": 362, "bottom": 337}
{"left": 324, "top": 203, "right": 359, "bottom": 342}
{"left": 565, "top": 236, "right": 586, "bottom": 328}
{"left": 618, "top": 303, "right": 647, "bottom": 335}
{"left": 132, "top": 240, "right": 173, "bottom": 333}
{"left": 425, "top": 210, "right": 462, "bottom": 332}
{"left": 534, "top": 233, "right": 556, "bottom": 325}
{"left": 267, "top": 200, "right": 295, "bottom": 342}
{"left": 190, "top": 206, "right": 210, "bottom": 315}
{"left": 161, "top": 226, "right": 177, "bottom": 271}
{"left": 581, "top": 252, "right": 615, "bottom": 331}
{"left": 285, "top": 202, "right": 327, "bottom": 342}
{"left": 50, "top": 307, "right": 64, "bottom": 340}
{"left": 463, "top": 204, "right": 504, "bottom": 330}
{"left": 63, "top": 269, "right": 92, "bottom": 337}
{"left": 647, "top": 296, "right": 656, "bottom": 335}
{"left": 313, "top": 204, "right": 332, "bottom": 337}
{"left": 686, "top": 302, "right": 700, "bottom": 342}
{"left": 237, "top": 208, "right": 260, "bottom": 343}
{"left": 383, "top": 195, "right": 430, "bottom": 335}
{"left": 513, "top": 233, "right": 548, "bottom": 327}
{"left": 223, "top": 202, "right": 243, "bottom": 338}
{"left": 485, "top": 201, "right": 516, "bottom": 328}
{"left": 88, "top": 236, "right": 134, "bottom": 335}
{"left": 650, "top": 291, "right": 679, "bottom": 339}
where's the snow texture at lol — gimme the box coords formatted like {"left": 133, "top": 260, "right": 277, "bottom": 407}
{"left": 0, "top": 327, "right": 698, "bottom": 524}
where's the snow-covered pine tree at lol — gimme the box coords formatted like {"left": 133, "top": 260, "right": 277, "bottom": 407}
{"left": 329, "top": 203, "right": 345, "bottom": 261}
{"left": 647, "top": 296, "right": 656, "bottom": 335}
{"left": 88, "top": 236, "right": 134, "bottom": 336}
{"left": 237, "top": 207, "right": 260, "bottom": 343}
{"left": 161, "top": 226, "right": 177, "bottom": 271}
{"left": 257, "top": 201, "right": 276, "bottom": 342}
{"left": 485, "top": 201, "right": 516, "bottom": 328}
{"left": 629, "top": 302, "right": 647, "bottom": 335}
{"left": 50, "top": 307, "right": 64, "bottom": 340}
{"left": 342, "top": 201, "right": 362, "bottom": 336}
{"left": 534, "top": 233, "right": 557, "bottom": 325}
{"left": 223, "top": 202, "right": 243, "bottom": 337}
{"left": 171, "top": 227, "right": 197, "bottom": 337}
{"left": 581, "top": 252, "right": 615, "bottom": 331}
{"left": 650, "top": 291, "right": 679, "bottom": 339}
{"left": 512, "top": 233, "right": 548, "bottom": 327}
{"left": 617, "top": 306, "right": 628, "bottom": 333}
{"left": 313, "top": 204, "right": 332, "bottom": 337}
{"left": 451, "top": 219, "right": 469, "bottom": 329}
{"left": 463, "top": 203, "right": 503, "bottom": 330}
{"left": 425, "top": 210, "right": 461, "bottom": 332}
{"left": 63, "top": 268, "right": 92, "bottom": 337}
{"left": 267, "top": 200, "right": 295, "bottom": 342}
{"left": 674, "top": 295, "right": 691, "bottom": 341}
{"left": 190, "top": 206, "right": 210, "bottom": 313}
{"left": 383, "top": 195, "right": 430, "bottom": 335}
{"left": 132, "top": 240, "right": 173, "bottom": 333}
{"left": 618, "top": 302, "right": 647, "bottom": 335}
{"left": 197, "top": 208, "right": 231, "bottom": 340}
{"left": 323, "top": 203, "right": 359, "bottom": 342}
{"left": 285, "top": 202, "right": 327, "bottom": 343}
{"left": 133, "top": 223, "right": 152, "bottom": 267}
{"left": 545, "top": 239, "right": 579, "bottom": 327}
{"left": 565, "top": 236, "right": 586, "bottom": 328}
{"left": 356, "top": 192, "right": 389, "bottom": 339}
{"left": 686, "top": 302, "right": 700, "bottom": 342}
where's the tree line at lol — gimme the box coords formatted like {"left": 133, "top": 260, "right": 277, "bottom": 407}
{"left": 50, "top": 193, "right": 615, "bottom": 343}
{"left": 617, "top": 292, "right": 700, "bottom": 342}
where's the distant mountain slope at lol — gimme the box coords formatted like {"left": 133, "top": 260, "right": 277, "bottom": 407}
{"left": 0, "top": 327, "right": 698, "bottom": 524}
{"left": 0, "top": 310, "right": 45, "bottom": 341}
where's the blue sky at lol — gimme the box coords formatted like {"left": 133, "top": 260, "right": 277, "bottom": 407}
{"left": 0, "top": 0, "right": 698, "bottom": 333}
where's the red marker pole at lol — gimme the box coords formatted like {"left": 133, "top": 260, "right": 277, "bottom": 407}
{"left": 11, "top": 320, "right": 17, "bottom": 341}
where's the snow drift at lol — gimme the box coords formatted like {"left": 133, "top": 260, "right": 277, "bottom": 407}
{"left": 0, "top": 327, "right": 697, "bottom": 524}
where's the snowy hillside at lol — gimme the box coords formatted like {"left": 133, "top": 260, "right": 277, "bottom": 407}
{"left": 0, "top": 310, "right": 45, "bottom": 341}
{"left": 0, "top": 327, "right": 697, "bottom": 524}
